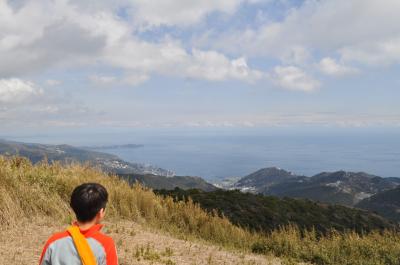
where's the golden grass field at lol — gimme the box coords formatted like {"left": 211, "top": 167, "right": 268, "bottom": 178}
{"left": 1, "top": 156, "right": 399, "bottom": 265}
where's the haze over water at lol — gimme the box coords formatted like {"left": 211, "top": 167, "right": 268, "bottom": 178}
{"left": 6, "top": 127, "right": 400, "bottom": 181}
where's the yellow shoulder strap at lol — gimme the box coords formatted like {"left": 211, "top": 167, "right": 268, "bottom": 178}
{"left": 67, "top": 226, "right": 97, "bottom": 265}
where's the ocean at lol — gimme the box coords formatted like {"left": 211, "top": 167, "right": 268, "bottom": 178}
{"left": 6, "top": 127, "right": 400, "bottom": 181}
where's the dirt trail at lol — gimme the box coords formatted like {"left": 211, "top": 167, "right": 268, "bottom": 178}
{"left": 0, "top": 219, "right": 281, "bottom": 265}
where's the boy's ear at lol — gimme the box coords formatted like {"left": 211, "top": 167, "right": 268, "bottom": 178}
{"left": 99, "top": 208, "right": 106, "bottom": 219}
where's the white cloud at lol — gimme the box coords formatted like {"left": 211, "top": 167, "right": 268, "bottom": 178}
{"left": 0, "top": 76, "right": 101, "bottom": 129}
{"left": 65, "top": 0, "right": 242, "bottom": 26}
{"left": 281, "top": 46, "right": 311, "bottom": 65}
{"left": 208, "top": 0, "right": 400, "bottom": 67}
{"left": 0, "top": 0, "right": 264, "bottom": 85}
{"left": 89, "top": 74, "right": 117, "bottom": 85}
{"left": 4, "top": 0, "right": 397, "bottom": 95}
{"left": 271, "top": 66, "right": 320, "bottom": 92}
{"left": 130, "top": 0, "right": 243, "bottom": 28}
{"left": 0, "top": 0, "right": 106, "bottom": 77}
{"left": 339, "top": 38, "right": 400, "bottom": 65}
{"left": 102, "top": 31, "right": 264, "bottom": 83}
{"left": 46, "top": 79, "right": 61, "bottom": 86}
{"left": 0, "top": 78, "right": 43, "bottom": 103}
{"left": 68, "top": 0, "right": 270, "bottom": 28}
{"left": 123, "top": 73, "right": 150, "bottom": 86}
{"left": 186, "top": 51, "right": 263, "bottom": 81}
{"left": 88, "top": 73, "right": 150, "bottom": 86}
{"left": 318, "top": 57, "right": 359, "bottom": 77}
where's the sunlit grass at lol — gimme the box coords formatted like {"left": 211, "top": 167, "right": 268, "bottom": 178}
{"left": 1, "top": 156, "right": 400, "bottom": 265}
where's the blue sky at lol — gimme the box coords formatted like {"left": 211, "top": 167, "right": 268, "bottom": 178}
{"left": 1, "top": 0, "right": 400, "bottom": 134}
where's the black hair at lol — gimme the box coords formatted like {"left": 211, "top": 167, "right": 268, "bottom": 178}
{"left": 70, "top": 183, "right": 108, "bottom": 223}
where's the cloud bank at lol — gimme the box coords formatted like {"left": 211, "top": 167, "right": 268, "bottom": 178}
{"left": 1, "top": 0, "right": 399, "bottom": 129}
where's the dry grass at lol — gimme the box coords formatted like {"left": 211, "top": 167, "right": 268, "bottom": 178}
{"left": 0, "top": 219, "right": 279, "bottom": 265}
{"left": 0, "top": 156, "right": 260, "bottom": 250}
{"left": 1, "top": 156, "right": 400, "bottom": 265}
{"left": 253, "top": 225, "right": 400, "bottom": 265}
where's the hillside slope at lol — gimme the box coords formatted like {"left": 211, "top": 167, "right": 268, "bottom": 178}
{"left": 0, "top": 156, "right": 273, "bottom": 264}
{"left": 156, "top": 188, "right": 397, "bottom": 235}
{"left": 1, "top": 156, "right": 400, "bottom": 265}
{"left": 356, "top": 186, "right": 400, "bottom": 222}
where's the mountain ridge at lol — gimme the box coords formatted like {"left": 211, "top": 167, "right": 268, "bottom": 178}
{"left": 231, "top": 167, "right": 400, "bottom": 206}
{"left": 119, "top": 173, "right": 217, "bottom": 192}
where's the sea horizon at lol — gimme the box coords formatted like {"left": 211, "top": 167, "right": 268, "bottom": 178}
{"left": 3, "top": 127, "right": 400, "bottom": 180}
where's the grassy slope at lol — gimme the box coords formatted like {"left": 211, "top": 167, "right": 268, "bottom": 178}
{"left": 1, "top": 156, "right": 400, "bottom": 265}
{"left": 0, "top": 220, "right": 276, "bottom": 265}
{"left": 0, "top": 156, "right": 255, "bottom": 249}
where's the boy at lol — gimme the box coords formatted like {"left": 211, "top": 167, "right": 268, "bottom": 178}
{"left": 40, "top": 183, "right": 118, "bottom": 265}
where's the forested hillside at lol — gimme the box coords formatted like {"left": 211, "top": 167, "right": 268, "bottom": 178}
{"left": 156, "top": 188, "right": 397, "bottom": 235}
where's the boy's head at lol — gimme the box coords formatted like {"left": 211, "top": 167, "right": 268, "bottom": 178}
{"left": 70, "top": 183, "right": 108, "bottom": 223}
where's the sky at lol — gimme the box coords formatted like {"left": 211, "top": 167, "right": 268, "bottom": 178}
{"left": 1, "top": 0, "right": 400, "bottom": 134}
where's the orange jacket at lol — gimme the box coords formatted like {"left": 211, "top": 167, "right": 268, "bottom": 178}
{"left": 40, "top": 224, "right": 118, "bottom": 265}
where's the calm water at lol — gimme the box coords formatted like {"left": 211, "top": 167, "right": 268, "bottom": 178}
{"left": 5, "top": 128, "right": 400, "bottom": 180}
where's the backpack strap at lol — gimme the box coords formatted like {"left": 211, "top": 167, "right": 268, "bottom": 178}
{"left": 67, "top": 226, "right": 98, "bottom": 265}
